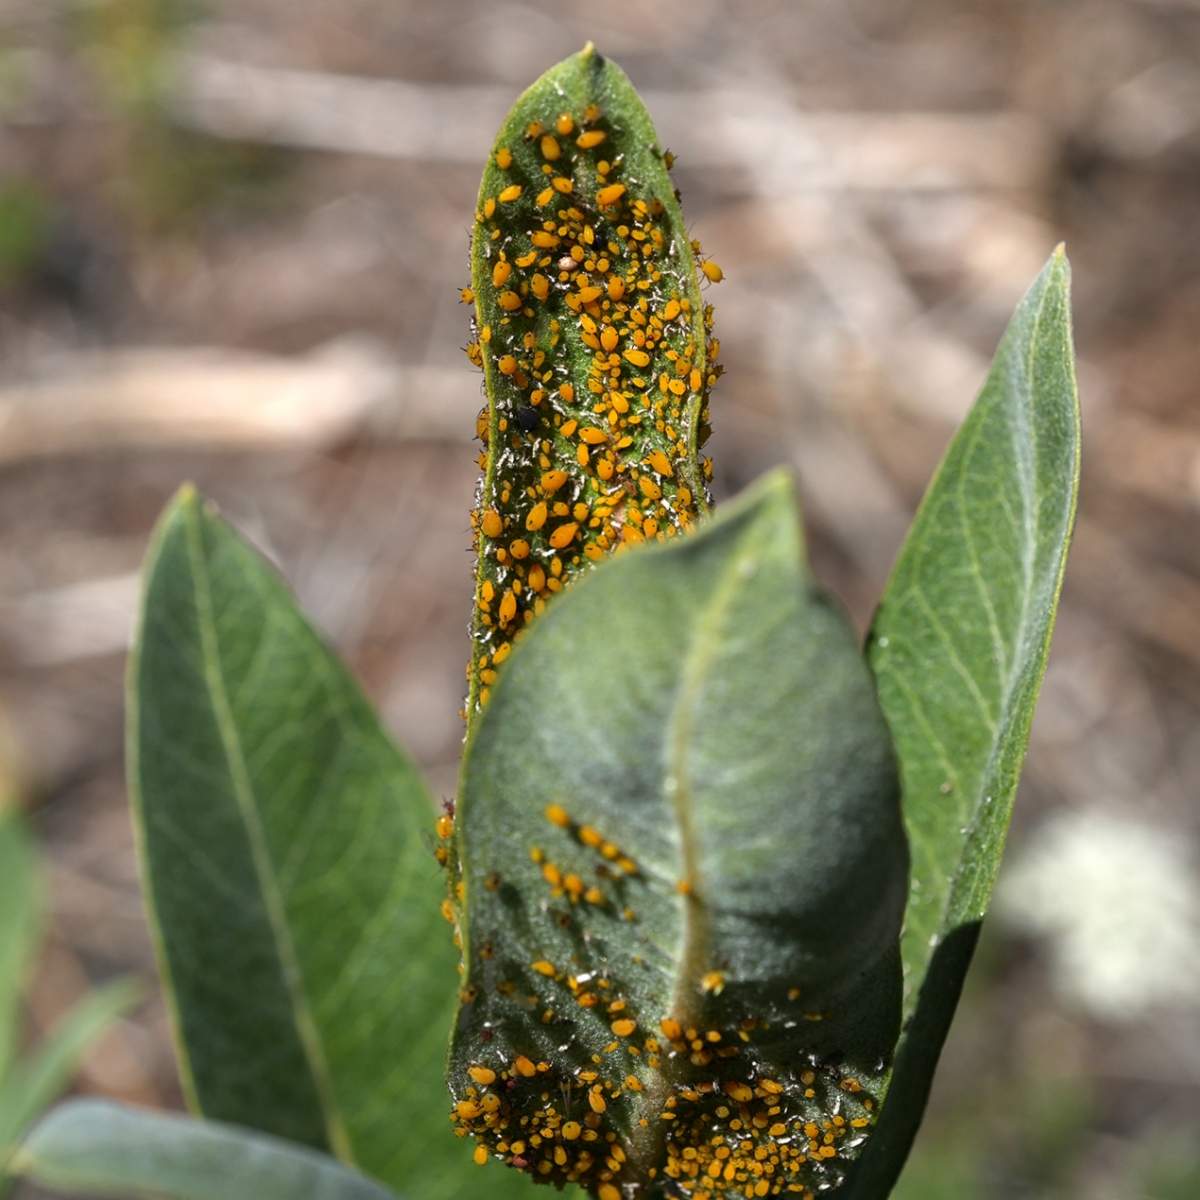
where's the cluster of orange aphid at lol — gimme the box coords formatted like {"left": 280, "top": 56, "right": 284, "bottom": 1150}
{"left": 434, "top": 807, "right": 467, "bottom": 955}
{"left": 531, "top": 801, "right": 640, "bottom": 916}
{"left": 463, "top": 99, "right": 722, "bottom": 712}
{"left": 447, "top": 801, "right": 878, "bottom": 1198}
{"left": 451, "top": 1053, "right": 633, "bottom": 1198}
{"left": 654, "top": 1067, "right": 873, "bottom": 1200}
{"left": 449, "top": 1011, "right": 873, "bottom": 1198}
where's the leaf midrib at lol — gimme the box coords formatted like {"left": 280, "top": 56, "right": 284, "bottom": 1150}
{"left": 942, "top": 269, "right": 1075, "bottom": 932}
{"left": 665, "top": 544, "right": 755, "bottom": 1023}
{"left": 883, "top": 264, "right": 1070, "bottom": 1008}
{"left": 183, "top": 506, "right": 352, "bottom": 1162}
{"left": 626, "top": 531, "right": 761, "bottom": 1173}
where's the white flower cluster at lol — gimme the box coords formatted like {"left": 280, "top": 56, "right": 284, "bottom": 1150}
{"left": 998, "top": 810, "right": 1200, "bottom": 1020}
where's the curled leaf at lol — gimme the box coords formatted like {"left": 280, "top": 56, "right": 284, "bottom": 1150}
{"left": 465, "top": 45, "right": 721, "bottom": 714}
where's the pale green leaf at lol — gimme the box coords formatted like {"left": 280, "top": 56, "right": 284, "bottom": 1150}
{"left": 11, "top": 1099, "right": 398, "bottom": 1200}
{"left": 0, "top": 979, "right": 138, "bottom": 1173}
{"left": 843, "top": 248, "right": 1080, "bottom": 1198}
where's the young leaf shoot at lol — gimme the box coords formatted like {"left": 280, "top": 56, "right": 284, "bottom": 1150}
{"left": 463, "top": 44, "right": 722, "bottom": 716}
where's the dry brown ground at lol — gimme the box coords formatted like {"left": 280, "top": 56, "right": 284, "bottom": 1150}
{"left": 3, "top": 2, "right": 1200, "bottom": 1196}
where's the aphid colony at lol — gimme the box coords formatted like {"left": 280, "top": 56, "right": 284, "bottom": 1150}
{"left": 440, "top": 803, "right": 879, "bottom": 1198}
{"left": 463, "top": 97, "right": 721, "bottom": 713}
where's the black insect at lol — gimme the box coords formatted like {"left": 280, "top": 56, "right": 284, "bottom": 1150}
{"left": 515, "top": 405, "right": 540, "bottom": 432}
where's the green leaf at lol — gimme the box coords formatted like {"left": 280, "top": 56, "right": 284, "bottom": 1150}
{"left": 465, "top": 44, "right": 717, "bottom": 714}
{"left": 0, "top": 979, "right": 139, "bottom": 1176}
{"left": 128, "top": 487, "right": 536, "bottom": 1200}
{"left": 844, "top": 248, "right": 1080, "bottom": 1198}
{"left": 447, "top": 470, "right": 908, "bottom": 1197}
{"left": 11, "top": 1099, "right": 399, "bottom": 1200}
{"left": 0, "top": 812, "right": 38, "bottom": 1084}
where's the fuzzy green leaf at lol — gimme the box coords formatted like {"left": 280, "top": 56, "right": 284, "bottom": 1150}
{"left": 128, "top": 488, "right": 534, "bottom": 1200}
{"left": 844, "top": 248, "right": 1080, "bottom": 1199}
{"left": 448, "top": 470, "right": 907, "bottom": 1198}
{"left": 12, "top": 1100, "right": 398, "bottom": 1200}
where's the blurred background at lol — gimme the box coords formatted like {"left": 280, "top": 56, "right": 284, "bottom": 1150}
{"left": 1, "top": 1, "right": 1199, "bottom": 1197}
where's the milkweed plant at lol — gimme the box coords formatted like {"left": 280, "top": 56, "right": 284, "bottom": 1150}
{"left": 11, "top": 46, "right": 1079, "bottom": 1200}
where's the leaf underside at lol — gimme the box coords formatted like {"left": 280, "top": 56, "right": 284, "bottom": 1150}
{"left": 128, "top": 488, "right": 533, "bottom": 1200}
{"left": 447, "top": 470, "right": 908, "bottom": 1199}
{"left": 842, "top": 248, "right": 1080, "bottom": 1199}
{"left": 13, "top": 1100, "right": 399, "bottom": 1200}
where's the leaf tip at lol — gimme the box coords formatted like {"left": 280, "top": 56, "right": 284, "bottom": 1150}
{"left": 166, "top": 483, "right": 226, "bottom": 530}
{"left": 690, "top": 467, "right": 807, "bottom": 568}
{"left": 6, "top": 1146, "right": 33, "bottom": 1176}
{"left": 104, "top": 974, "right": 147, "bottom": 1010}
{"left": 1044, "top": 242, "right": 1072, "bottom": 293}
{"left": 757, "top": 464, "right": 796, "bottom": 498}
{"left": 164, "top": 482, "right": 206, "bottom": 527}
{"left": 719, "top": 465, "right": 797, "bottom": 526}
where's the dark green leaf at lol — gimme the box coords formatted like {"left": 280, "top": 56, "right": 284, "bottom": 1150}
{"left": 448, "top": 470, "right": 907, "bottom": 1196}
{"left": 11, "top": 1100, "right": 398, "bottom": 1200}
{"left": 844, "top": 248, "right": 1080, "bottom": 1198}
{"left": 129, "top": 487, "right": 535, "bottom": 1200}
